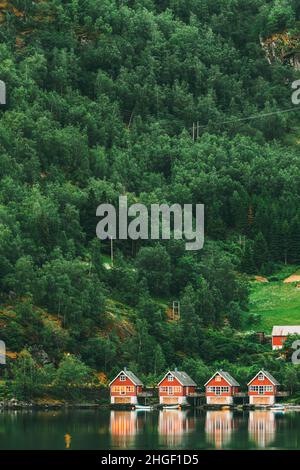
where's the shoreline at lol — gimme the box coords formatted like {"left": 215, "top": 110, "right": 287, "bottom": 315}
{"left": 0, "top": 400, "right": 107, "bottom": 410}
{"left": 2, "top": 400, "right": 300, "bottom": 411}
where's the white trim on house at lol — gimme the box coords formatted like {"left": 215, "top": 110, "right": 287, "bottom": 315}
{"left": 204, "top": 371, "right": 239, "bottom": 387}
{"left": 157, "top": 370, "right": 196, "bottom": 387}
{"left": 109, "top": 370, "right": 143, "bottom": 387}
{"left": 158, "top": 371, "right": 177, "bottom": 386}
{"left": 247, "top": 370, "right": 279, "bottom": 387}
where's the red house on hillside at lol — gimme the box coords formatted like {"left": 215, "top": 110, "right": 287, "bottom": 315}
{"left": 109, "top": 369, "right": 143, "bottom": 405}
{"left": 272, "top": 325, "right": 300, "bottom": 350}
{"left": 204, "top": 370, "right": 240, "bottom": 405}
{"left": 248, "top": 370, "right": 279, "bottom": 405}
{"left": 158, "top": 370, "right": 196, "bottom": 405}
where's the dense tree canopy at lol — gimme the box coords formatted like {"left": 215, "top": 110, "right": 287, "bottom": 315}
{"left": 1, "top": 0, "right": 300, "bottom": 396}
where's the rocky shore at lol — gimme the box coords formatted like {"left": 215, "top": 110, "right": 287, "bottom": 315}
{"left": 0, "top": 399, "right": 104, "bottom": 410}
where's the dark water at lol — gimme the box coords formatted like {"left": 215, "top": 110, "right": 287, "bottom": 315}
{"left": 1, "top": 409, "right": 300, "bottom": 450}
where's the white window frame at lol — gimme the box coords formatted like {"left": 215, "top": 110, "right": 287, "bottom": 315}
{"left": 168, "top": 375, "right": 174, "bottom": 382}
{"left": 207, "top": 386, "right": 229, "bottom": 395}
{"left": 258, "top": 374, "right": 264, "bottom": 381}
{"left": 249, "top": 385, "right": 273, "bottom": 394}
{"left": 120, "top": 375, "right": 126, "bottom": 381}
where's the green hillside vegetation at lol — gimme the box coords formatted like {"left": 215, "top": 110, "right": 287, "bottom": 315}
{"left": 250, "top": 280, "right": 300, "bottom": 332}
{"left": 2, "top": 0, "right": 300, "bottom": 401}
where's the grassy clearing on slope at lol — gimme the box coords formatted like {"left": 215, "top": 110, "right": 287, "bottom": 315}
{"left": 283, "top": 268, "right": 300, "bottom": 283}
{"left": 249, "top": 281, "right": 300, "bottom": 333}
{"left": 269, "top": 264, "right": 299, "bottom": 281}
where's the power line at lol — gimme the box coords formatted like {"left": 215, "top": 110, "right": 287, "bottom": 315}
{"left": 191, "top": 105, "right": 300, "bottom": 134}
{"left": 123, "top": 104, "right": 300, "bottom": 136}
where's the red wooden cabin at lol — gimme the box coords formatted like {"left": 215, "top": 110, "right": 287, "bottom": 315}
{"left": 272, "top": 325, "right": 300, "bottom": 350}
{"left": 204, "top": 370, "right": 240, "bottom": 405}
{"left": 109, "top": 368, "right": 143, "bottom": 405}
{"left": 247, "top": 370, "right": 279, "bottom": 405}
{"left": 158, "top": 369, "right": 196, "bottom": 405}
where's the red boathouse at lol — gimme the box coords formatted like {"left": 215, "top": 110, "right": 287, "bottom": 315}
{"left": 204, "top": 370, "right": 240, "bottom": 405}
{"left": 158, "top": 369, "right": 196, "bottom": 405}
{"left": 109, "top": 368, "right": 143, "bottom": 405}
{"left": 247, "top": 370, "right": 279, "bottom": 405}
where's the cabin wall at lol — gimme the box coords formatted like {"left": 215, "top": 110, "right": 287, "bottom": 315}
{"left": 272, "top": 336, "right": 286, "bottom": 350}
{"left": 159, "top": 376, "right": 183, "bottom": 396}
{"left": 205, "top": 377, "right": 235, "bottom": 397}
{"left": 158, "top": 376, "right": 193, "bottom": 404}
{"left": 249, "top": 395, "right": 275, "bottom": 405}
{"left": 159, "top": 395, "right": 189, "bottom": 405}
{"left": 206, "top": 396, "right": 233, "bottom": 405}
{"left": 110, "top": 375, "right": 141, "bottom": 404}
{"left": 111, "top": 395, "right": 138, "bottom": 405}
{"left": 248, "top": 377, "right": 276, "bottom": 397}
{"left": 184, "top": 386, "right": 195, "bottom": 395}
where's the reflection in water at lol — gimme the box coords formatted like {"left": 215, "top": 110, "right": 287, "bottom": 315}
{"left": 0, "top": 409, "right": 296, "bottom": 450}
{"left": 110, "top": 411, "right": 140, "bottom": 448}
{"left": 205, "top": 410, "right": 234, "bottom": 449}
{"left": 158, "top": 410, "right": 195, "bottom": 447}
{"left": 64, "top": 433, "right": 72, "bottom": 449}
{"left": 248, "top": 411, "right": 276, "bottom": 448}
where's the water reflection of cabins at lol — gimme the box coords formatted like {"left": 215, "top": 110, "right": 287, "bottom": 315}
{"left": 110, "top": 411, "right": 142, "bottom": 448}
{"left": 205, "top": 410, "right": 234, "bottom": 449}
{"left": 248, "top": 411, "right": 276, "bottom": 448}
{"left": 158, "top": 410, "right": 195, "bottom": 447}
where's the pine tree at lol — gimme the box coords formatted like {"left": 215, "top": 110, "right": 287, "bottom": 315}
{"left": 240, "top": 241, "right": 256, "bottom": 274}
{"left": 281, "top": 220, "right": 290, "bottom": 264}
{"left": 288, "top": 216, "right": 300, "bottom": 263}
{"left": 253, "top": 232, "right": 269, "bottom": 270}
{"left": 269, "top": 221, "right": 282, "bottom": 262}
{"left": 246, "top": 206, "right": 254, "bottom": 237}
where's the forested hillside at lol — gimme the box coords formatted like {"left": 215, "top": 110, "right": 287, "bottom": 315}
{"left": 1, "top": 0, "right": 300, "bottom": 400}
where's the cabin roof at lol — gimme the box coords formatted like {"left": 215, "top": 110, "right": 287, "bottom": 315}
{"left": 272, "top": 325, "right": 300, "bottom": 336}
{"left": 158, "top": 370, "right": 196, "bottom": 386}
{"left": 247, "top": 369, "right": 280, "bottom": 386}
{"left": 204, "top": 370, "right": 240, "bottom": 387}
{"left": 109, "top": 370, "right": 143, "bottom": 386}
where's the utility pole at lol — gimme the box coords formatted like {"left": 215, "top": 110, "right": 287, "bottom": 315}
{"left": 128, "top": 109, "right": 134, "bottom": 128}
{"left": 192, "top": 122, "right": 200, "bottom": 141}
{"left": 110, "top": 236, "right": 114, "bottom": 266}
{"left": 238, "top": 235, "right": 246, "bottom": 251}
{"left": 0, "top": 81, "right": 6, "bottom": 105}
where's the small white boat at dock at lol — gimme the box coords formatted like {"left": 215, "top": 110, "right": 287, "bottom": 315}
{"left": 135, "top": 404, "right": 154, "bottom": 411}
{"left": 162, "top": 404, "right": 181, "bottom": 410}
{"left": 270, "top": 404, "right": 286, "bottom": 413}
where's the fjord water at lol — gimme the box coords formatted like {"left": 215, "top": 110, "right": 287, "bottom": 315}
{"left": 1, "top": 409, "right": 300, "bottom": 450}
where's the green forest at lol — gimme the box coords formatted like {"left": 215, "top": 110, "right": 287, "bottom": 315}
{"left": 1, "top": 0, "right": 300, "bottom": 402}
